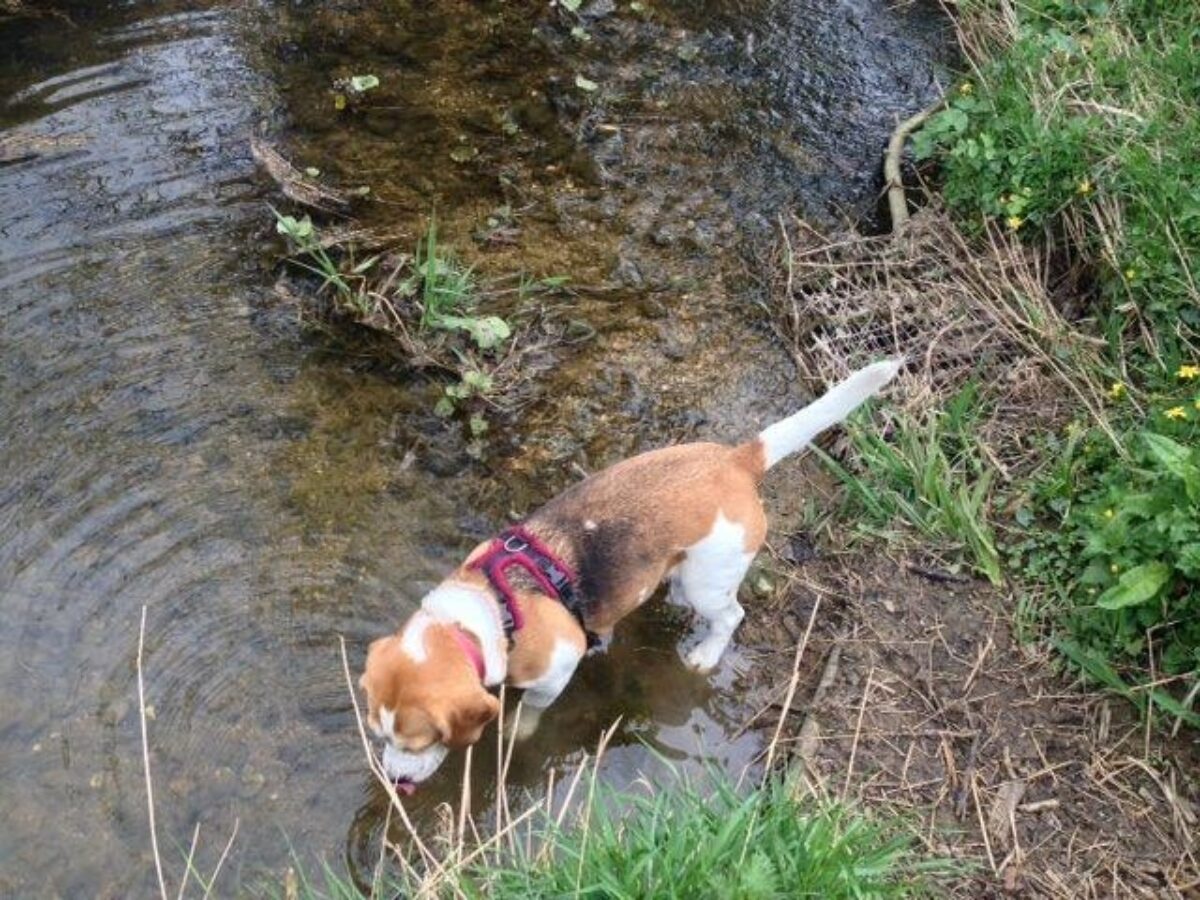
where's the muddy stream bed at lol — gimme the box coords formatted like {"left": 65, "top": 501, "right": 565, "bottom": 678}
{"left": 0, "top": 1, "right": 951, "bottom": 893}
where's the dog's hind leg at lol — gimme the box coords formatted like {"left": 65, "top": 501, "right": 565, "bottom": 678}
{"left": 675, "top": 509, "right": 764, "bottom": 673}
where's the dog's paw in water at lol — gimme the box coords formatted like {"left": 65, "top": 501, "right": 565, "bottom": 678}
{"left": 505, "top": 704, "right": 545, "bottom": 742}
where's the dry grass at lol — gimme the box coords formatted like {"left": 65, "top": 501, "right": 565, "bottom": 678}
{"left": 935, "top": 0, "right": 1200, "bottom": 369}
{"left": 769, "top": 205, "right": 1122, "bottom": 472}
{"left": 741, "top": 556, "right": 1200, "bottom": 898}
{"left": 137, "top": 606, "right": 240, "bottom": 900}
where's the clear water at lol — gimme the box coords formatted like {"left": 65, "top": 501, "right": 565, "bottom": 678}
{"left": 0, "top": 0, "right": 950, "bottom": 892}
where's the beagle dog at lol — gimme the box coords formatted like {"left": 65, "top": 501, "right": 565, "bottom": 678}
{"left": 360, "top": 359, "right": 902, "bottom": 791}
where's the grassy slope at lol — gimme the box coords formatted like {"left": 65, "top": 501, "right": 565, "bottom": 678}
{"left": 829, "top": 0, "right": 1199, "bottom": 723}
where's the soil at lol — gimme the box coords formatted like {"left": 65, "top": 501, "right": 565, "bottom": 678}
{"left": 736, "top": 503, "right": 1200, "bottom": 898}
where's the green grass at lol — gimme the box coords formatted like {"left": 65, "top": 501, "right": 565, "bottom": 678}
{"left": 818, "top": 384, "right": 1002, "bottom": 586}
{"left": 412, "top": 218, "right": 475, "bottom": 330}
{"left": 915, "top": 0, "right": 1200, "bottom": 361}
{"left": 909, "top": 0, "right": 1200, "bottom": 727}
{"left": 276, "top": 775, "right": 949, "bottom": 899}
{"left": 479, "top": 778, "right": 939, "bottom": 899}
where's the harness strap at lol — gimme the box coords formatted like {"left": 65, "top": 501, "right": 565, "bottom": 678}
{"left": 469, "top": 525, "right": 598, "bottom": 648}
{"left": 450, "top": 625, "right": 486, "bottom": 680}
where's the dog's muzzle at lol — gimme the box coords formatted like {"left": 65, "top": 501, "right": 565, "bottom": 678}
{"left": 381, "top": 742, "right": 449, "bottom": 793}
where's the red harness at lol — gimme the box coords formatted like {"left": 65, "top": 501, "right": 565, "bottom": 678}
{"left": 469, "top": 525, "right": 595, "bottom": 646}
{"left": 450, "top": 626, "right": 487, "bottom": 680}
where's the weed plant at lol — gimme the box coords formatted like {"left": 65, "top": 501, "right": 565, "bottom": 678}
{"left": 273, "top": 212, "right": 532, "bottom": 437}
{"left": 280, "top": 776, "right": 945, "bottom": 899}
{"left": 914, "top": 0, "right": 1200, "bottom": 355}
{"left": 908, "top": 0, "right": 1200, "bottom": 722}
{"left": 819, "top": 384, "right": 1002, "bottom": 585}
{"left": 1007, "top": 372, "right": 1200, "bottom": 725}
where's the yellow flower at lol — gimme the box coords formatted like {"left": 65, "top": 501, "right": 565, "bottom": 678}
{"left": 1195, "top": 398, "right": 1200, "bottom": 410}
{"left": 1124, "top": 267, "right": 1137, "bottom": 281}
{"left": 1104, "top": 508, "right": 1115, "bottom": 519}
{"left": 1110, "top": 563, "right": 1120, "bottom": 574}
{"left": 1006, "top": 215, "right": 1024, "bottom": 230}
{"left": 1177, "top": 364, "right": 1200, "bottom": 380}
{"left": 1108, "top": 381, "right": 1125, "bottom": 399}
{"left": 1165, "top": 406, "right": 1188, "bottom": 420}
{"left": 1076, "top": 179, "right": 1093, "bottom": 196}
{"left": 959, "top": 82, "right": 974, "bottom": 95}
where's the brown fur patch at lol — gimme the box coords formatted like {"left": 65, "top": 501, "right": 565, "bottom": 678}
{"left": 526, "top": 441, "right": 769, "bottom": 632}
{"left": 361, "top": 623, "right": 500, "bottom": 749}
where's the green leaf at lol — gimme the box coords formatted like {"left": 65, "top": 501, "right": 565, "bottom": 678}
{"left": 561, "top": 0, "right": 582, "bottom": 10}
{"left": 349, "top": 74, "right": 380, "bottom": 92}
{"left": 1178, "top": 543, "right": 1200, "bottom": 577}
{"left": 1095, "top": 561, "right": 1172, "bottom": 610}
{"left": 438, "top": 315, "right": 512, "bottom": 350}
{"left": 1052, "top": 637, "right": 1138, "bottom": 701}
{"left": 433, "top": 396, "right": 455, "bottom": 417}
{"left": 942, "top": 107, "right": 969, "bottom": 133}
{"left": 570, "top": 25, "right": 590, "bottom": 42}
{"left": 1143, "top": 432, "right": 1199, "bottom": 484}
{"left": 468, "top": 414, "right": 489, "bottom": 437}
{"left": 462, "top": 370, "right": 494, "bottom": 392}
{"left": 575, "top": 75, "right": 599, "bottom": 92}
{"left": 275, "top": 213, "right": 314, "bottom": 241}
{"left": 450, "top": 145, "right": 479, "bottom": 163}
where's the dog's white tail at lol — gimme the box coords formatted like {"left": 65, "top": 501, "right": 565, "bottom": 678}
{"left": 755, "top": 359, "right": 903, "bottom": 470}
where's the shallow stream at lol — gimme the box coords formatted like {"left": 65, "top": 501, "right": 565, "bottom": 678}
{"left": 0, "top": 1, "right": 951, "bottom": 892}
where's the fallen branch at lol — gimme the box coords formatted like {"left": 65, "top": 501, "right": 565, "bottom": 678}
{"left": 883, "top": 100, "right": 943, "bottom": 234}
{"left": 251, "top": 136, "right": 349, "bottom": 213}
{"left": 792, "top": 641, "right": 843, "bottom": 769}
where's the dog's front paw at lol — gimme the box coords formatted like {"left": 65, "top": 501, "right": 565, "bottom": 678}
{"left": 504, "top": 705, "right": 544, "bottom": 742}
{"left": 683, "top": 643, "right": 723, "bottom": 674}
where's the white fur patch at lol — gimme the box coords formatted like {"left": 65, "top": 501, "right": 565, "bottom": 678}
{"left": 515, "top": 637, "right": 583, "bottom": 709}
{"left": 759, "top": 359, "right": 902, "bottom": 469}
{"left": 674, "top": 511, "right": 754, "bottom": 672}
{"left": 382, "top": 741, "right": 449, "bottom": 784}
{"left": 421, "top": 581, "right": 507, "bottom": 685}
{"left": 400, "top": 612, "right": 432, "bottom": 662}
{"left": 380, "top": 707, "right": 396, "bottom": 740}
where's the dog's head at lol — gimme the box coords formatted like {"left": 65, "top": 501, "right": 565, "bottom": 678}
{"left": 359, "top": 614, "right": 500, "bottom": 792}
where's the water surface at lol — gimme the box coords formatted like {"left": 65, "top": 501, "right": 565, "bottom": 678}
{"left": 0, "top": 0, "right": 950, "bottom": 892}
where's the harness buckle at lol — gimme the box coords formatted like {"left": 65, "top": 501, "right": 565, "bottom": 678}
{"left": 502, "top": 535, "right": 528, "bottom": 553}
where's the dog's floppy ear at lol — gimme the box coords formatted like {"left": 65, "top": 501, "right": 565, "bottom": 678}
{"left": 435, "top": 691, "right": 501, "bottom": 749}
